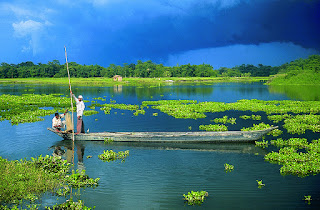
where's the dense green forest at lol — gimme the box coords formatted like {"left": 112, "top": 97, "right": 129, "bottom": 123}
{"left": 268, "top": 55, "right": 320, "bottom": 85}
{"left": 0, "top": 55, "right": 318, "bottom": 79}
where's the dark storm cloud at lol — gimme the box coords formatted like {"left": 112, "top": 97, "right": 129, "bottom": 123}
{"left": 86, "top": 0, "right": 320, "bottom": 65}
{"left": 1, "top": 0, "right": 319, "bottom": 66}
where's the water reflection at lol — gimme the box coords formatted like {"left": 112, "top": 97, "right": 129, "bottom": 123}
{"left": 106, "top": 142, "right": 268, "bottom": 155}
{"left": 51, "top": 140, "right": 267, "bottom": 156}
{"left": 268, "top": 85, "right": 320, "bottom": 101}
{"left": 50, "top": 140, "right": 85, "bottom": 172}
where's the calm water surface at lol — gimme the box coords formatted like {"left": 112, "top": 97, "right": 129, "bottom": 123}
{"left": 1, "top": 82, "right": 319, "bottom": 209}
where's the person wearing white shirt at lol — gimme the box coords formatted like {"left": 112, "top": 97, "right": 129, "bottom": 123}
{"left": 52, "top": 109, "right": 68, "bottom": 131}
{"left": 72, "top": 93, "right": 85, "bottom": 134}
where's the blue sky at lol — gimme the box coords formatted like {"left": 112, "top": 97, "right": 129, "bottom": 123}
{"left": 0, "top": 0, "right": 319, "bottom": 69}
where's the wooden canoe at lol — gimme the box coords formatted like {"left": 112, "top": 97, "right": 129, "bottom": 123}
{"left": 47, "top": 126, "right": 278, "bottom": 143}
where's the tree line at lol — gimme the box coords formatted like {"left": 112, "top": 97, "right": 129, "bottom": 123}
{"left": 0, "top": 58, "right": 303, "bottom": 79}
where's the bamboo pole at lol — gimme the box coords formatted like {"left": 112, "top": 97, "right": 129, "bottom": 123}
{"left": 64, "top": 46, "right": 75, "bottom": 142}
{"left": 65, "top": 46, "right": 75, "bottom": 201}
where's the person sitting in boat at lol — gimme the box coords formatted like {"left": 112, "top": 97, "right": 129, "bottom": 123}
{"left": 52, "top": 109, "right": 68, "bottom": 131}
{"left": 71, "top": 92, "right": 85, "bottom": 134}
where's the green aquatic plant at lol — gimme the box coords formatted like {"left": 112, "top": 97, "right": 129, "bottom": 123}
{"left": 255, "top": 140, "right": 269, "bottom": 148}
{"left": 256, "top": 180, "right": 265, "bottom": 188}
{"left": 264, "top": 140, "right": 320, "bottom": 177}
{"left": 83, "top": 110, "right": 99, "bottom": 116}
{"left": 0, "top": 155, "right": 99, "bottom": 208}
{"left": 104, "top": 138, "right": 114, "bottom": 144}
{"left": 268, "top": 129, "right": 283, "bottom": 137}
{"left": 304, "top": 195, "right": 312, "bottom": 204}
{"left": 267, "top": 114, "right": 292, "bottom": 123}
{"left": 241, "top": 122, "right": 272, "bottom": 131}
{"left": 102, "top": 103, "right": 139, "bottom": 111}
{"left": 0, "top": 94, "right": 70, "bottom": 125}
{"left": 283, "top": 114, "right": 320, "bottom": 134}
{"left": 65, "top": 170, "right": 99, "bottom": 188}
{"left": 93, "top": 97, "right": 106, "bottom": 101}
{"left": 212, "top": 116, "right": 236, "bottom": 124}
{"left": 240, "top": 114, "right": 261, "bottom": 120}
{"left": 199, "top": 124, "right": 228, "bottom": 131}
{"left": 152, "top": 112, "right": 158, "bottom": 116}
{"left": 45, "top": 199, "right": 94, "bottom": 210}
{"left": 183, "top": 191, "right": 208, "bottom": 206}
{"left": 141, "top": 99, "right": 320, "bottom": 120}
{"left": 270, "top": 138, "right": 308, "bottom": 149}
{"left": 133, "top": 109, "right": 145, "bottom": 116}
{"left": 224, "top": 163, "right": 234, "bottom": 172}
{"left": 98, "top": 150, "right": 129, "bottom": 162}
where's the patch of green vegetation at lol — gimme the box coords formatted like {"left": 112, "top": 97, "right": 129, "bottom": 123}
{"left": 304, "top": 195, "right": 312, "bottom": 204}
{"left": 142, "top": 99, "right": 320, "bottom": 121}
{"left": 93, "top": 97, "right": 106, "bottom": 101}
{"left": 255, "top": 140, "right": 269, "bottom": 148}
{"left": 98, "top": 150, "right": 129, "bottom": 162}
{"left": 45, "top": 199, "right": 94, "bottom": 210}
{"left": 83, "top": 110, "right": 99, "bottom": 116}
{"left": 268, "top": 129, "right": 283, "bottom": 137}
{"left": 256, "top": 180, "right": 265, "bottom": 188}
{"left": 212, "top": 116, "right": 236, "bottom": 124}
{"left": 102, "top": 103, "right": 139, "bottom": 111}
{"left": 268, "top": 55, "right": 320, "bottom": 85}
{"left": 199, "top": 124, "right": 228, "bottom": 131}
{"left": 133, "top": 109, "right": 145, "bottom": 116}
{"left": 240, "top": 114, "right": 261, "bottom": 120}
{"left": 0, "top": 94, "right": 70, "bottom": 125}
{"left": 283, "top": 114, "right": 320, "bottom": 134}
{"left": 0, "top": 155, "right": 98, "bottom": 208}
{"left": 270, "top": 138, "right": 308, "bottom": 149}
{"left": 265, "top": 139, "right": 320, "bottom": 177}
{"left": 183, "top": 191, "right": 208, "bottom": 206}
{"left": 241, "top": 122, "right": 273, "bottom": 131}
{"left": 224, "top": 163, "right": 234, "bottom": 172}
{"left": 267, "top": 114, "right": 292, "bottom": 123}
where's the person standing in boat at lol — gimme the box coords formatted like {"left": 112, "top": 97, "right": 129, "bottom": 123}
{"left": 71, "top": 92, "right": 85, "bottom": 134}
{"left": 52, "top": 109, "right": 68, "bottom": 131}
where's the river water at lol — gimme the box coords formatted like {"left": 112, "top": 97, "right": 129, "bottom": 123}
{"left": 0, "top": 82, "right": 319, "bottom": 209}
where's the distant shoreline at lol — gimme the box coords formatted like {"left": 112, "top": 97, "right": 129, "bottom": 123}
{"left": 0, "top": 77, "right": 269, "bottom": 86}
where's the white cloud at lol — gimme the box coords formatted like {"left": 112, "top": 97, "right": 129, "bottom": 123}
{"left": 12, "top": 20, "right": 47, "bottom": 55}
{"left": 166, "top": 42, "right": 319, "bottom": 68}
{"left": 12, "top": 20, "right": 43, "bottom": 37}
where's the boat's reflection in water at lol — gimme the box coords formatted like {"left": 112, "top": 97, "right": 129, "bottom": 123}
{"left": 50, "top": 140, "right": 267, "bottom": 169}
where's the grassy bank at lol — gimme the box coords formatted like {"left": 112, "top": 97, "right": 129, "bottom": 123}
{"left": 0, "top": 77, "right": 268, "bottom": 86}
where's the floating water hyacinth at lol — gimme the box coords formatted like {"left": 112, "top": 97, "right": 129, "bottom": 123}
{"left": 183, "top": 191, "right": 208, "bottom": 206}
{"left": 224, "top": 163, "right": 234, "bottom": 172}
{"left": 241, "top": 122, "right": 273, "bottom": 131}
{"left": 212, "top": 116, "right": 236, "bottom": 124}
{"left": 199, "top": 124, "right": 228, "bottom": 131}
{"left": 98, "top": 150, "right": 129, "bottom": 162}
{"left": 0, "top": 94, "right": 70, "bottom": 125}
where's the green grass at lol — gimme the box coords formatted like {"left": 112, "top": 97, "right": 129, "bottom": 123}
{"left": 0, "top": 77, "right": 269, "bottom": 87}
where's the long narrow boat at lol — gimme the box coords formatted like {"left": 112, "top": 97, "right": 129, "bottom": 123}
{"left": 47, "top": 126, "right": 278, "bottom": 143}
